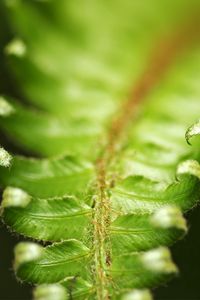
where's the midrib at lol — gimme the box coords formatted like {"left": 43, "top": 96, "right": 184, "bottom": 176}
{"left": 93, "top": 18, "right": 200, "bottom": 300}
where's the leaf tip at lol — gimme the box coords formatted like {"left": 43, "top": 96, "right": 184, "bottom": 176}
{"left": 33, "top": 284, "right": 67, "bottom": 300}
{"left": 177, "top": 159, "right": 200, "bottom": 180}
{"left": 14, "top": 242, "right": 43, "bottom": 270}
{"left": 122, "top": 289, "right": 153, "bottom": 300}
{"left": 185, "top": 119, "right": 200, "bottom": 145}
{"left": 2, "top": 187, "right": 31, "bottom": 208}
{"left": 151, "top": 205, "right": 187, "bottom": 232}
{"left": 0, "top": 96, "right": 15, "bottom": 117}
{"left": 141, "top": 247, "right": 178, "bottom": 274}
{"left": 0, "top": 147, "right": 12, "bottom": 168}
{"left": 5, "top": 38, "right": 26, "bottom": 57}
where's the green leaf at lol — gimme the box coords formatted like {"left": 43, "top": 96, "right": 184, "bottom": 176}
{"left": 0, "top": 155, "right": 94, "bottom": 198}
{"left": 1, "top": 187, "right": 92, "bottom": 241}
{"left": 14, "top": 240, "right": 91, "bottom": 284}
{"left": 110, "top": 247, "right": 178, "bottom": 290}
{"left": 111, "top": 206, "right": 187, "bottom": 255}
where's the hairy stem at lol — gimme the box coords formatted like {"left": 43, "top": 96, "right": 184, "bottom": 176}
{"left": 93, "top": 17, "right": 200, "bottom": 300}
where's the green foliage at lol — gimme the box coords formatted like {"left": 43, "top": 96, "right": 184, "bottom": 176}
{"left": 0, "top": 0, "right": 200, "bottom": 299}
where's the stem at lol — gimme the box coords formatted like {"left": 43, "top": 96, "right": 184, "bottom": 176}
{"left": 92, "top": 17, "right": 200, "bottom": 300}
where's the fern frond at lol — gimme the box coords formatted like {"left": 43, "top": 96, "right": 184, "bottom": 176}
{"left": 0, "top": 0, "right": 200, "bottom": 299}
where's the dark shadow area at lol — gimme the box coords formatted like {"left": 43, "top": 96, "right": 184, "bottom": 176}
{"left": 1, "top": 224, "right": 31, "bottom": 300}
{"left": 155, "top": 206, "right": 200, "bottom": 300}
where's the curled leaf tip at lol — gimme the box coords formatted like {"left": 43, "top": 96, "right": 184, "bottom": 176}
{"left": 2, "top": 187, "right": 31, "bottom": 208}
{"left": 177, "top": 159, "right": 200, "bottom": 180}
{"left": 151, "top": 205, "right": 187, "bottom": 231}
{"left": 0, "top": 147, "right": 12, "bottom": 167}
{"left": 122, "top": 289, "right": 153, "bottom": 300}
{"left": 33, "top": 284, "right": 67, "bottom": 300}
{"left": 141, "top": 247, "right": 178, "bottom": 274}
{"left": 0, "top": 96, "right": 15, "bottom": 117}
{"left": 5, "top": 38, "right": 26, "bottom": 57}
{"left": 185, "top": 120, "right": 200, "bottom": 145}
{"left": 14, "top": 242, "right": 43, "bottom": 270}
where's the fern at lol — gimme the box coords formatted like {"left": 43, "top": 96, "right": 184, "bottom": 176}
{"left": 0, "top": 0, "right": 200, "bottom": 299}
